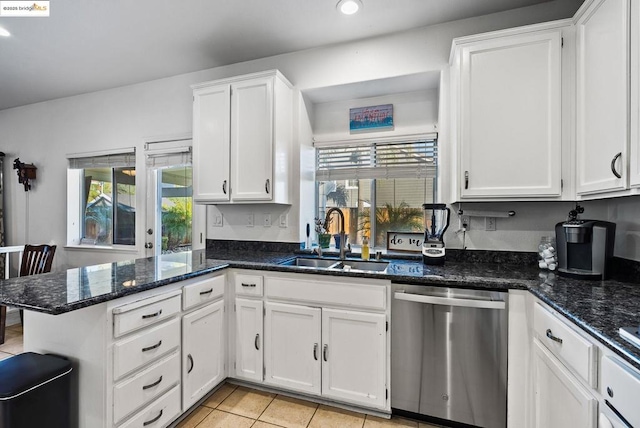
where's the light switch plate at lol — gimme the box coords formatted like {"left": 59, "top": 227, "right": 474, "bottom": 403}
{"left": 212, "top": 214, "right": 223, "bottom": 227}
{"left": 485, "top": 217, "right": 496, "bottom": 231}
{"left": 246, "top": 213, "right": 254, "bottom": 227}
{"left": 279, "top": 214, "right": 288, "bottom": 228}
{"left": 263, "top": 213, "right": 272, "bottom": 227}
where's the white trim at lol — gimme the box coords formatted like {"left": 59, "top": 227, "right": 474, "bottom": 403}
{"left": 66, "top": 147, "right": 136, "bottom": 159}
{"left": 313, "top": 132, "right": 437, "bottom": 148}
{"left": 64, "top": 244, "right": 139, "bottom": 254}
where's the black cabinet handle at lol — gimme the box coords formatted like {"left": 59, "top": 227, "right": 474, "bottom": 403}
{"left": 143, "top": 409, "right": 163, "bottom": 426}
{"left": 611, "top": 152, "right": 622, "bottom": 179}
{"left": 142, "top": 309, "right": 162, "bottom": 319}
{"left": 142, "top": 375, "right": 163, "bottom": 390}
{"left": 464, "top": 171, "right": 469, "bottom": 190}
{"left": 323, "top": 344, "right": 328, "bottom": 362}
{"left": 313, "top": 343, "right": 318, "bottom": 361}
{"left": 265, "top": 179, "right": 270, "bottom": 194}
{"left": 546, "top": 329, "right": 563, "bottom": 344}
{"left": 142, "top": 340, "right": 162, "bottom": 352}
{"left": 222, "top": 180, "right": 227, "bottom": 194}
{"left": 241, "top": 283, "right": 256, "bottom": 287}
{"left": 187, "top": 354, "right": 194, "bottom": 374}
{"left": 255, "top": 334, "right": 260, "bottom": 350}
{"left": 199, "top": 288, "right": 213, "bottom": 295}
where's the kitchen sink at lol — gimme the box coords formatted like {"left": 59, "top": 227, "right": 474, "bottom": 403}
{"left": 335, "top": 260, "right": 389, "bottom": 273}
{"left": 280, "top": 257, "right": 389, "bottom": 273}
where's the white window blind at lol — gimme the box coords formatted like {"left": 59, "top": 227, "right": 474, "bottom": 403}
{"left": 68, "top": 148, "right": 136, "bottom": 169}
{"left": 145, "top": 146, "right": 192, "bottom": 168}
{"left": 315, "top": 135, "right": 437, "bottom": 181}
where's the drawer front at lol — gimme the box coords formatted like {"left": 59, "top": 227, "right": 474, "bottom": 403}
{"left": 602, "top": 356, "right": 640, "bottom": 427}
{"left": 113, "top": 318, "right": 181, "bottom": 381}
{"left": 113, "top": 351, "right": 180, "bottom": 424}
{"left": 114, "top": 295, "right": 181, "bottom": 338}
{"left": 265, "top": 276, "right": 386, "bottom": 311}
{"left": 534, "top": 302, "right": 597, "bottom": 387}
{"left": 117, "top": 384, "right": 181, "bottom": 428}
{"left": 183, "top": 274, "right": 225, "bottom": 310}
{"left": 235, "top": 273, "right": 263, "bottom": 296}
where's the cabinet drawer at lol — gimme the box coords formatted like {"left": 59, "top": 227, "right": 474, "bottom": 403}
{"left": 113, "top": 317, "right": 180, "bottom": 381}
{"left": 235, "top": 273, "right": 263, "bottom": 296}
{"left": 534, "top": 302, "right": 597, "bottom": 388}
{"left": 183, "top": 274, "right": 225, "bottom": 310}
{"left": 118, "top": 384, "right": 181, "bottom": 428}
{"left": 265, "top": 275, "right": 386, "bottom": 311}
{"left": 113, "top": 351, "right": 180, "bottom": 424}
{"left": 601, "top": 356, "right": 640, "bottom": 427}
{"left": 113, "top": 293, "right": 181, "bottom": 338}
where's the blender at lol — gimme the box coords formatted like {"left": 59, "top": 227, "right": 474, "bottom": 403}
{"left": 422, "top": 203, "right": 450, "bottom": 265}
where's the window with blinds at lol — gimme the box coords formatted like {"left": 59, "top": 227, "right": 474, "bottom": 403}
{"left": 315, "top": 134, "right": 437, "bottom": 249}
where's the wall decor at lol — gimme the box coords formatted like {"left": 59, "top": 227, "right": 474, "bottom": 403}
{"left": 13, "top": 158, "right": 37, "bottom": 191}
{"left": 350, "top": 104, "right": 394, "bottom": 133}
{"left": 386, "top": 231, "right": 423, "bottom": 253}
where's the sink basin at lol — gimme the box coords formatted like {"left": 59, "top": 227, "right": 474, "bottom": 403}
{"left": 282, "top": 257, "right": 341, "bottom": 268}
{"left": 335, "top": 260, "right": 389, "bottom": 273}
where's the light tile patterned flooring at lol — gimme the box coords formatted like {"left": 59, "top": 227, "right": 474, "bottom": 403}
{"left": 0, "top": 326, "right": 440, "bottom": 428}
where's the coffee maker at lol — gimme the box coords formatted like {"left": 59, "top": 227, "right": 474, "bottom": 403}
{"left": 422, "top": 203, "right": 450, "bottom": 265}
{"left": 555, "top": 206, "right": 616, "bottom": 280}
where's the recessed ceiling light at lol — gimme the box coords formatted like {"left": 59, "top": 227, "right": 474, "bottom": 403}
{"left": 336, "top": 0, "right": 362, "bottom": 15}
{"left": 0, "top": 27, "right": 10, "bottom": 37}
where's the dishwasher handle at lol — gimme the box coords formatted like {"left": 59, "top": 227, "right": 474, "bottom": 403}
{"left": 394, "top": 291, "right": 505, "bottom": 310}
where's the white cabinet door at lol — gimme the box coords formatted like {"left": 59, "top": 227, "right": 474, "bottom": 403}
{"left": 264, "top": 302, "right": 321, "bottom": 395}
{"left": 230, "top": 77, "right": 273, "bottom": 201}
{"left": 182, "top": 299, "right": 225, "bottom": 409}
{"left": 193, "top": 84, "right": 231, "bottom": 202}
{"left": 321, "top": 308, "right": 387, "bottom": 409}
{"left": 630, "top": 0, "right": 640, "bottom": 188}
{"left": 457, "top": 30, "right": 562, "bottom": 199}
{"left": 533, "top": 339, "right": 597, "bottom": 428}
{"left": 576, "top": 0, "right": 630, "bottom": 195}
{"left": 235, "top": 298, "right": 264, "bottom": 382}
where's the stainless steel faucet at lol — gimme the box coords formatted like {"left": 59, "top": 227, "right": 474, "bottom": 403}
{"left": 324, "top": 207, "right": 346, "bottom": 260}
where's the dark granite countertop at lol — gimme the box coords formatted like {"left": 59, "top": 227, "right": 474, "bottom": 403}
{"left": 1, "top": 248, "right": 638, "bottom": 372}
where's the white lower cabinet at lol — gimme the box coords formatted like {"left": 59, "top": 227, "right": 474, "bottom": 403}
{"left": 235, "top": 297, "right": 264, "bottom": 382}
{"left": 532, "top": 339, "right": 597, "bottom": 428}
{"left": 182, "top": 298, "right": 226, "bottom": 410}
{"left": 321, "top": 308, "right": 387, "bottom": 409}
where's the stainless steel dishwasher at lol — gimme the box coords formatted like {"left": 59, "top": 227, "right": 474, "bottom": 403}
{"left": 391, "top": 284, "right": 507, "bottom": 428}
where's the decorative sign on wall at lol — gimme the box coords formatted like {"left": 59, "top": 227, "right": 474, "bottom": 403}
{"left": 386, "top": 232, "right": 423, "bottom": 253}
{"left": 350, "top": 104, "right": 394, "bottom": 133}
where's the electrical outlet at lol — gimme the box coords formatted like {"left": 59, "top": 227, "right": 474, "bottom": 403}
{"left": 279, "top": 214, "right": 288, "bottom": 228}
{"left": 263, "top": 213, "right": 272, "bottom": 227}
{"left": 212, "top": 214, "right": 223, "bottom": 227}
{"left": 461, "top": 215, "right": 470, "bottom": 230}
{"left": 485, "top": 217, "right": 496, "bottom": 231}
{"left": 246, "top": 213, "right": 254, "bottom": 227}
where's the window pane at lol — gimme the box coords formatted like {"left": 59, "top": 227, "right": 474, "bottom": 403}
{"left": 160, "top": 166, "right": 192, "bottom": 254}
{"left": 317, "top": 179, "right": 372, "bottom": 247}
{"left": 83, "top": 167, "right": 113, "bottom": 245}
{"left": 113, "top": 167, "right": 136, "bottom": 245}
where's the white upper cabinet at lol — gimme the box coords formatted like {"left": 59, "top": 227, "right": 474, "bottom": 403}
{"left": 451, "top": 23, "right": 566, "bottom": 201}
{"left": 192, "top": 70, "right": 293, "bottom": 204}
{"left": 576, "top": 0, "right": 631, "bottom": 196}
{"left": 631, "top": 0, "right": 640, "bottom": 188}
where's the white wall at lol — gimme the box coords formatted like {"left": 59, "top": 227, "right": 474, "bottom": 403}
{"left": 0, "top": 0, "right": 599, "bottom": 270}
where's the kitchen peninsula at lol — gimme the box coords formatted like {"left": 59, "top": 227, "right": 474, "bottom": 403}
{"left": 1, "top": 249, "right": 639, "bottom": 428}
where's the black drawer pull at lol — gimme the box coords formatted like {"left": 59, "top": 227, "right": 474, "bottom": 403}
{"left": 546, "top": 329, "right": 563, "bottom": 344}
{"left": 142, "top": 309, "right": 162, "bottom": 319}
{"left": 142, "top": 340, "right": 162, "bottom": 352}
{"left": 255, "top": 334, "right": 260, "bottom": 350}
{"left": 187, "top": 354, "right": 194, "bottom": 374}
{"left": 143, "top": 409, "right": 163, "bottom": 426}
{"left": 142, "top": 375, "right": 163, "bottom": 390}
{"left": 241, "top": 283, "right": 256, "bottom": 287}
{"left": 199, "top": 288, "right": 213, "bottom": 295}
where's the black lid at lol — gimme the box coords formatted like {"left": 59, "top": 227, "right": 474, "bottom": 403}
{"left": 0, "top": 352, "right": 72, "bottom": 399}
{"left": 422, "top": 203, "right": 448, "bottom": 209}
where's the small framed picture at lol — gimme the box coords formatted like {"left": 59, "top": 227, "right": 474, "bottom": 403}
{"left": 350, "top": 104, "right": 394, "bottom": 133}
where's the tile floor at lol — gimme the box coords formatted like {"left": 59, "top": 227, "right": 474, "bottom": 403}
{"left": 0, "top": 326, "right": 440, "bottom": 428}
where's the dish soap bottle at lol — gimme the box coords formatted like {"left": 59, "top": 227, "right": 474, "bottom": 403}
{"left": 361, "top": 237, "right": 370, "bottom": 260}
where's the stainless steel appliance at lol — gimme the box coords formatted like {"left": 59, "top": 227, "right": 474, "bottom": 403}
{"left": 422, "top": 203, "right": 450, "bottom": 265}
{"left": 555, "top": 219, "right": 616, "bottom": 280}
{"left": 391, "top": 284, "right": 507, "bottom": 428}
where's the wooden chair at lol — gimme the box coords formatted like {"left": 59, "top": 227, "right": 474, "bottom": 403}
{"left": 0, "top": 244, "right": 56, "bottom": 344}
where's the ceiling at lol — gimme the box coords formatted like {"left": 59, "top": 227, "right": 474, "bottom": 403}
{"left": 0, "top": 0, "right": 556, "bottom": 111}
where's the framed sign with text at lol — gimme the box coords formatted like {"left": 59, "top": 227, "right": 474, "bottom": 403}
{"left": 349, "top": 104, "right": 394, "bottom": 133}
{"left": 386, "top": 232, "right": 423, "bottom": 253}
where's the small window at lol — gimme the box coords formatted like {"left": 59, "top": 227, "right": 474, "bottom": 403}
{"left": 67, "top": 150, "right": 136, "bottom": 247}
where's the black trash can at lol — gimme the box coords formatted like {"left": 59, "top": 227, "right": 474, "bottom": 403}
{"left": 0, "top": 352, "right": 72, "bottom": 428}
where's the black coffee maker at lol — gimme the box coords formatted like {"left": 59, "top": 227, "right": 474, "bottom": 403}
{"left": 555, "top": 205, "right": 616, "bottom": 280}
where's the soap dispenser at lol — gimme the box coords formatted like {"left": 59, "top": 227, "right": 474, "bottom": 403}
{"left": 361, "top": 237, "right": 370, "bottom": 260}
